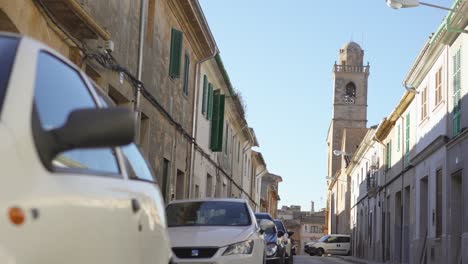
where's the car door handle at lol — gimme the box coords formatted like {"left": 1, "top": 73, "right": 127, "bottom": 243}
{"left": 131, "top": 198, "right": 141, "bottom": 213}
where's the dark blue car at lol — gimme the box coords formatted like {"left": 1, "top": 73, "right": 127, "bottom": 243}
{"left": 255, "top": 213, "right": 286, "bottom": 264}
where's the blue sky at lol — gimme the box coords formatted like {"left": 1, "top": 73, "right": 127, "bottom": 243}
{"left": 199, "top": 0, "right": 448, "bottom": 211}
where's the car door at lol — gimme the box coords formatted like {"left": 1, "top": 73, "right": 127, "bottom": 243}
{"left": 337, "top": 236, "right": 350, "bottom": 255}
{"left": 120, "top": 144, "right": 171, "bottom": 264}
{"left": 324, "top": 235, "right": 339, "bottom": 254}
{"left": 30, "top": 51, "right": 141, "bottom": 263}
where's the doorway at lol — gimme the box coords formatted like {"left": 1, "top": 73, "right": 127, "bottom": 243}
{"left": 451, "top": 171, "right": 462, "bottom": 263}
{"left": 176, "top": 170, "right": 185, "bottom": 200}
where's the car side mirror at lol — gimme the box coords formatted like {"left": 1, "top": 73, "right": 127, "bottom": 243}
{"left": 48, "top": 108, "right": 135, "bottom": 158}
{"left": 259, "top": 219, "right": 275, "bottom": 233}
{"left": 288, "top": 231, "right": 294, "bottom": 237}
{"left": 277, "top": 230, "right": 285, "bottom": 238}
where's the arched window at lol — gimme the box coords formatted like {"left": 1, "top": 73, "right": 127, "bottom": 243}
{"left": 345, "top": 82, "right": 356, "bottom": 104}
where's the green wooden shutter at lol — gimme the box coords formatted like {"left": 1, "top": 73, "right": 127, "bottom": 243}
{"left": 210, "top": 90, "right": 225, "bottom": 151}
{"left": 169, "top": 28, "right": 183, "bottom": 78}
{"left": 182, "top": 53, "right": 189, "bottom": 95}
{"left": 202, "top": 75, "right": 207, "bottom": 115}
{"left": 207, "top": 84, "right": 213, "bottom": 120}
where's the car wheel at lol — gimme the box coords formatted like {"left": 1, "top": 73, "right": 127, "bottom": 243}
{"left": 317, "top": 248, "right": 324, "bottom": 257}
{"left": 280, "top": 250, "right": 286, "bottom": 264}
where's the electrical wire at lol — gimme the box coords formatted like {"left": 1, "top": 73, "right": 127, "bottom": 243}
{"left": 34, "top": 0, "right": 256, "bottom": 204}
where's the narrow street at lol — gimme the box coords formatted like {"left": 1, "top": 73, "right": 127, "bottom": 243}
{"left": 294, "top": 255, "right": 353, "bottom": 264}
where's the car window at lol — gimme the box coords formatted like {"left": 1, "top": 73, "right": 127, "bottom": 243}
{"left": 121, "top": 144, "right": 155, "bottom": 182}
{"left": 338, "top": 236, "right": 350, "bottom": 243}
{"left": 34, "top": 52, "right": 120, "bottom": 175}
{"left": 274, "top": 220, "right": 286, "bottom": 232}
{"left": 166, "top": 201, "right": 251, "bottom": 227}
{"left": 0, "top": 36, "right": 19, "bottom": 115}
{"left": 327, "top": 236, "right": 339, "bottom": 243}
{"left": 318, "top": 235, "right": 329, "bottom": 242}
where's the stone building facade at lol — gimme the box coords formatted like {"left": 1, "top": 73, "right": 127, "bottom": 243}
{"left": 346, "top": 1, "right": 468, "bottom": 263}
{"left": 0, "top": 0, "right": 276, "bottom": 206}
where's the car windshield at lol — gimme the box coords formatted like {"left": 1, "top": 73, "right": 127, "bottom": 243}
{"left": 273, "top": 220, "right": 286, "bottom": 232}
{"left": 319, "top": 235, "right": 330, "bottom": 242}
{"left": 0, "top": 36, "right": 19, "bottom": 114}
{"left": 166, "top": 201, "right": 251, "bottom": 227}
{"left": 255, "top": 213, "right": 273, "bottom": 223}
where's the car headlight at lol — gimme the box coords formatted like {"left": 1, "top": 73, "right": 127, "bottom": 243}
{"left": 266, "top": 243, "right": 277, "bottom": 257}
{"left": 223, "top": 240, "right": 254, "bottom": 256}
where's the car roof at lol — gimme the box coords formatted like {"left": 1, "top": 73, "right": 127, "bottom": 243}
{"left": 167, "top": 198, "right": 248, "bottom": 205}
{"left": 328, "top": 234, "right": 351, "bottom": 237}
{"left": 254, "top": 212, "right": 271, "bottom": 215}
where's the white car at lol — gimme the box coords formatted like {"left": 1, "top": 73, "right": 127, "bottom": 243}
{"left": 0, "top": 33, "right": 171, "bottom": 264}
{"left": 305, "top": 234, "right": 351, "bottom": 256}
{"left": 166, "top": 198, "right": 275, "bottom": 264}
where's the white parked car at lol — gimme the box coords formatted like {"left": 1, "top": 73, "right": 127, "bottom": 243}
{"left": 305, "top": 234, "right": 351, "bottom": 256}
{"left": 166, "top": 198, "right": 275, "bottom": 264}
{"left": 0, "top": 33, "right": 171, "bottom": 264}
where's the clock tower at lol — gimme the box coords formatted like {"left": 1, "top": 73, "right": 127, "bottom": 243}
{"left": 326, "top": 42, "right": 369, "bottom": 179}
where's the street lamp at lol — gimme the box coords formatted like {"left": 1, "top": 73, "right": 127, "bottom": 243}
{"left": 333, "top": 150, "right": 352, "bottom": 157}
{"left": 325, "top": 176, "right": 348, "bottom": 182}
{"left": 386, "top": 0, "right": 456, "bottom": 12}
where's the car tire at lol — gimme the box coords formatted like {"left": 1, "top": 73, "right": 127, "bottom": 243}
{"left": 317, "top": 248, "right": 324, "bottom": 257}
{"left": 280, "top": 250, "right": 286, "bottom": 264}
{"left": 309, "top": 252, "right": 314, "bottom": 256}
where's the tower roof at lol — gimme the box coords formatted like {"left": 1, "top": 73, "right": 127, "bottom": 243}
{"left": 341, "top": 41, "right": 362, "bottom": 52}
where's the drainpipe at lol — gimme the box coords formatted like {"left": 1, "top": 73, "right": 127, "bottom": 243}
{"left": 135, "top": 0, "right": 148, "bottom": 142}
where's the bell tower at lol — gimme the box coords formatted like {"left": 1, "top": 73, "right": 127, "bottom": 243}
{"left": 326, "top": 42, "right": 369, "bottom": 179}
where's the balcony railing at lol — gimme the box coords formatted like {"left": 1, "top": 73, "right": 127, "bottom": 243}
{"left": 333, "top": 64, "right": 369, "bottom": 73}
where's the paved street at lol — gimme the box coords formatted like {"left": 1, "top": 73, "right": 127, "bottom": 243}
{"left": 294, "top": 255, "right": 353, "bottom": 264}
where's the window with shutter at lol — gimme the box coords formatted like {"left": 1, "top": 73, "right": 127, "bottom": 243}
{"left": 453, "top": 49, "right": 462, "bottom": 136}
{"left": 182, "top": 53, "right": 189, "bottom": 95}
{"left": 397, "top": 124, "right": 401, "bottom": 152}
{"left": 405, "top": 113, "right": 410, "bottom": 164}
{"left": 435, "top": 67, "right": 442, "bottom": 106}
{"left": 202, "top": 75, "right": 207, "bottom": 115}
{"left": 421, "top": 87, "right": 427, "bottom": 120}
{"left": 210, "top": 90, "right": 225, "bottom": 151}
{"left": 207, "top": 83, "right": 213, "bottom": 120}
{"left": 169, "top": 28, "right": 183, "bottom": 78}
{"left": 387, "top": 140, "right": 391, "bottom": 170}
